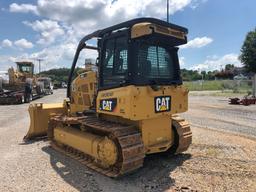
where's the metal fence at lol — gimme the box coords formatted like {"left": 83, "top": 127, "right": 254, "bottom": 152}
{"left": 184, "top": 79, "right": 253, "bottom": 93}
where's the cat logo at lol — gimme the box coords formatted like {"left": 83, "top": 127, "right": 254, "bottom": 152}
{"left": 154, "top": 96, "right": 171, "bottom": 113}
{"left": 99, "top": 98, "right": 117, "bottom": 112}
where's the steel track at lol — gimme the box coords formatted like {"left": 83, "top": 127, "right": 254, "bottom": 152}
{"left": 48, "top": 115, "right": 145, "bottom": 177}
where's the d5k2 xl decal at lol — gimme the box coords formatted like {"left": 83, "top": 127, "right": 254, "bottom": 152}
{"left": 154, "top": 96, "right": 171, "bottom": 113}
{"left": 99, "top": 98, "right": 117, "bottom": 112}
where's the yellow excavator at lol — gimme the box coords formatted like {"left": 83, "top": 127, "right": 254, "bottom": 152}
{"left": 24, "top": 18, "right": 192, "bottom": 177}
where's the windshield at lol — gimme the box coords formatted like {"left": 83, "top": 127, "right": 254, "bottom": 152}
{"left": 18, "top": 65, "right": 33, "bottom": 73}
{"left": 137, "top": 44, "right": 177, "bottom": 80}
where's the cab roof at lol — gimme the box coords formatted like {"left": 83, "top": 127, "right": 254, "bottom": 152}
{"left": 16, "top": 61, "right": 34, "bottom": 66}
{"left": 79, "top": 17, "right": 188, "bottom": 43}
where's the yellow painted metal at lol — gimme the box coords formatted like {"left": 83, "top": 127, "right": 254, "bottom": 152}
{"left": 139, "top": 116, "right": 174, "bottom": 154}
{"left": 131, "top": 23, "right": 152, "bottom": 39}
{"left": 99, "top": 114, "right": 174, "bottom": 154}
{"left": 131, "top": 23, "right": 187, "bottom": 40}
{"left": 97, "top": 138, "right": 118, "bottom": 166}
{"left": 97, "top": 85, "right": 188, "bottom": 153}
{"left": 70, "top": 71, "right": 97, "bottom": 114}
{"left": 24, "top": 102, "right": 67, "bottom": 140}
{"left": 97, "top": 85, "right": 188, "bottom": 120}
{"left": 6, "top": 61, "right": 39, "bottom": 91}
{"left": 54, "top": 126, "right": 118, "bottom": 166}
{"left": 8, "top": 62, "right": 34, "bottom": 85}
{"left": 25, "top": 22, "right": 190, "bottom": 163}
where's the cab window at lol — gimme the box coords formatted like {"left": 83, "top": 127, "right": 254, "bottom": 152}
{"left": 102, "top": 36, "right": 128, "bottom": 87}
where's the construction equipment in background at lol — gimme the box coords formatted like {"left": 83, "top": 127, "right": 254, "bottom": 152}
{"left": 229, "top": 95, "right": 256, "bottom": 105}
{"left": 37, "top": 77, "right": 54, "bottom": 95}
{"left": 0, "top": 61, "right": 50, "bottom": 104}
{"left": 24, "top": 18, "right": 192, "bottom": 177}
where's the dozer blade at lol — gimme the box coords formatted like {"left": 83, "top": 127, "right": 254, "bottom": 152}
{"left": 24, "top": 102, "right": 67, "bottom": 140}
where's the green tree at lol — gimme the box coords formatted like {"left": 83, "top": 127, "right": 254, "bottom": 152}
{"left": 225, "top": 64, "right": 235, "bottom": 71}
{"left": 239, "top": 28, "right": 256, "bottom": 96}
{"left": 39, "top": 67, "right": 83, "bottom": 84}
{"left": 201, "top": 71, "right": 206, "bottom": 79}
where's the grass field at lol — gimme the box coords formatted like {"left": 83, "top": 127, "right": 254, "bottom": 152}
{"left": 184, "top": 80, "right": 252, "bottom": 93}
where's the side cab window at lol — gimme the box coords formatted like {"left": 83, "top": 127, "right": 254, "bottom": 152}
{"left": 101, "top": 36, "right": 128, "bottom": 88}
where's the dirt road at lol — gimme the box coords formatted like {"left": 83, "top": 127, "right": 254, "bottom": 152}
{"left": 183, "top": 95, "right": 256, "bottom": 138}
{"left": 0, "top": 90, "right": 255, "bottom": 192}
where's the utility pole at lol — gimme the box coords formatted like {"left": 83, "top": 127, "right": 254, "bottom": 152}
{"left": 167, "top": 0, "right": 169, "bottom": 23}
{"left": 35, "top": 58, "right": 44, "bottom": 73}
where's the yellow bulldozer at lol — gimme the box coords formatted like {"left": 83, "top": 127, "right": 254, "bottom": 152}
{"left": 24, "top": 18, "right": 192, "bottom": 177}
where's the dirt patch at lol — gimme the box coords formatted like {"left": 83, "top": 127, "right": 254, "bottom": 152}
{"left": 171, "top": 127, "right": 256, "bottom": 191}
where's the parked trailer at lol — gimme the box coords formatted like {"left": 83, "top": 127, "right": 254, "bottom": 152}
{"left": 0, "top": 90, "right": 25, "bottom": 104}
{"left": 0, "top": 82, "right": 45, "bottom": 105}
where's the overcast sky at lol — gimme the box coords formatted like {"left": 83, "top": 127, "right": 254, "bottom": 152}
{"left": 0, "top": 0, "right": 255, "bottom": 73}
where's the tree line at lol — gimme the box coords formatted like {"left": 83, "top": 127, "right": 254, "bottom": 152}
{"left": 181, "top": 64, "right": 248, "bottom": 81}
{"left": 39, "top": 67, "right": 83, "bottom": 85}
{"left": 39, "top": 64, "right": 245, "bottom": 84}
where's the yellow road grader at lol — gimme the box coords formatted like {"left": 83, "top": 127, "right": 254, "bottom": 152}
{"left": 24, "top": 18, "right": 192, "bottom": 177}
{"left": 0, "top": 62, "right": 45, "bottom": 104}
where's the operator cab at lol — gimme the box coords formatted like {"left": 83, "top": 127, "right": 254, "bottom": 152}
{"left": 98, "top": 21, "right": 187, "bottom": 89}
{"left": 67, "top": 18, "right": 188, "bottom": 97}
{"left": 16, "top": 61, "right": 34, "bottom": 75}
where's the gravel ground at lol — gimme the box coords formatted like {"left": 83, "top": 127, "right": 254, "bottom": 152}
{"left": 0, "top": 90, "right": 256, "bottom": 192}
{"left": 182, "top": 95, "right": 256, "bottom": 138}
